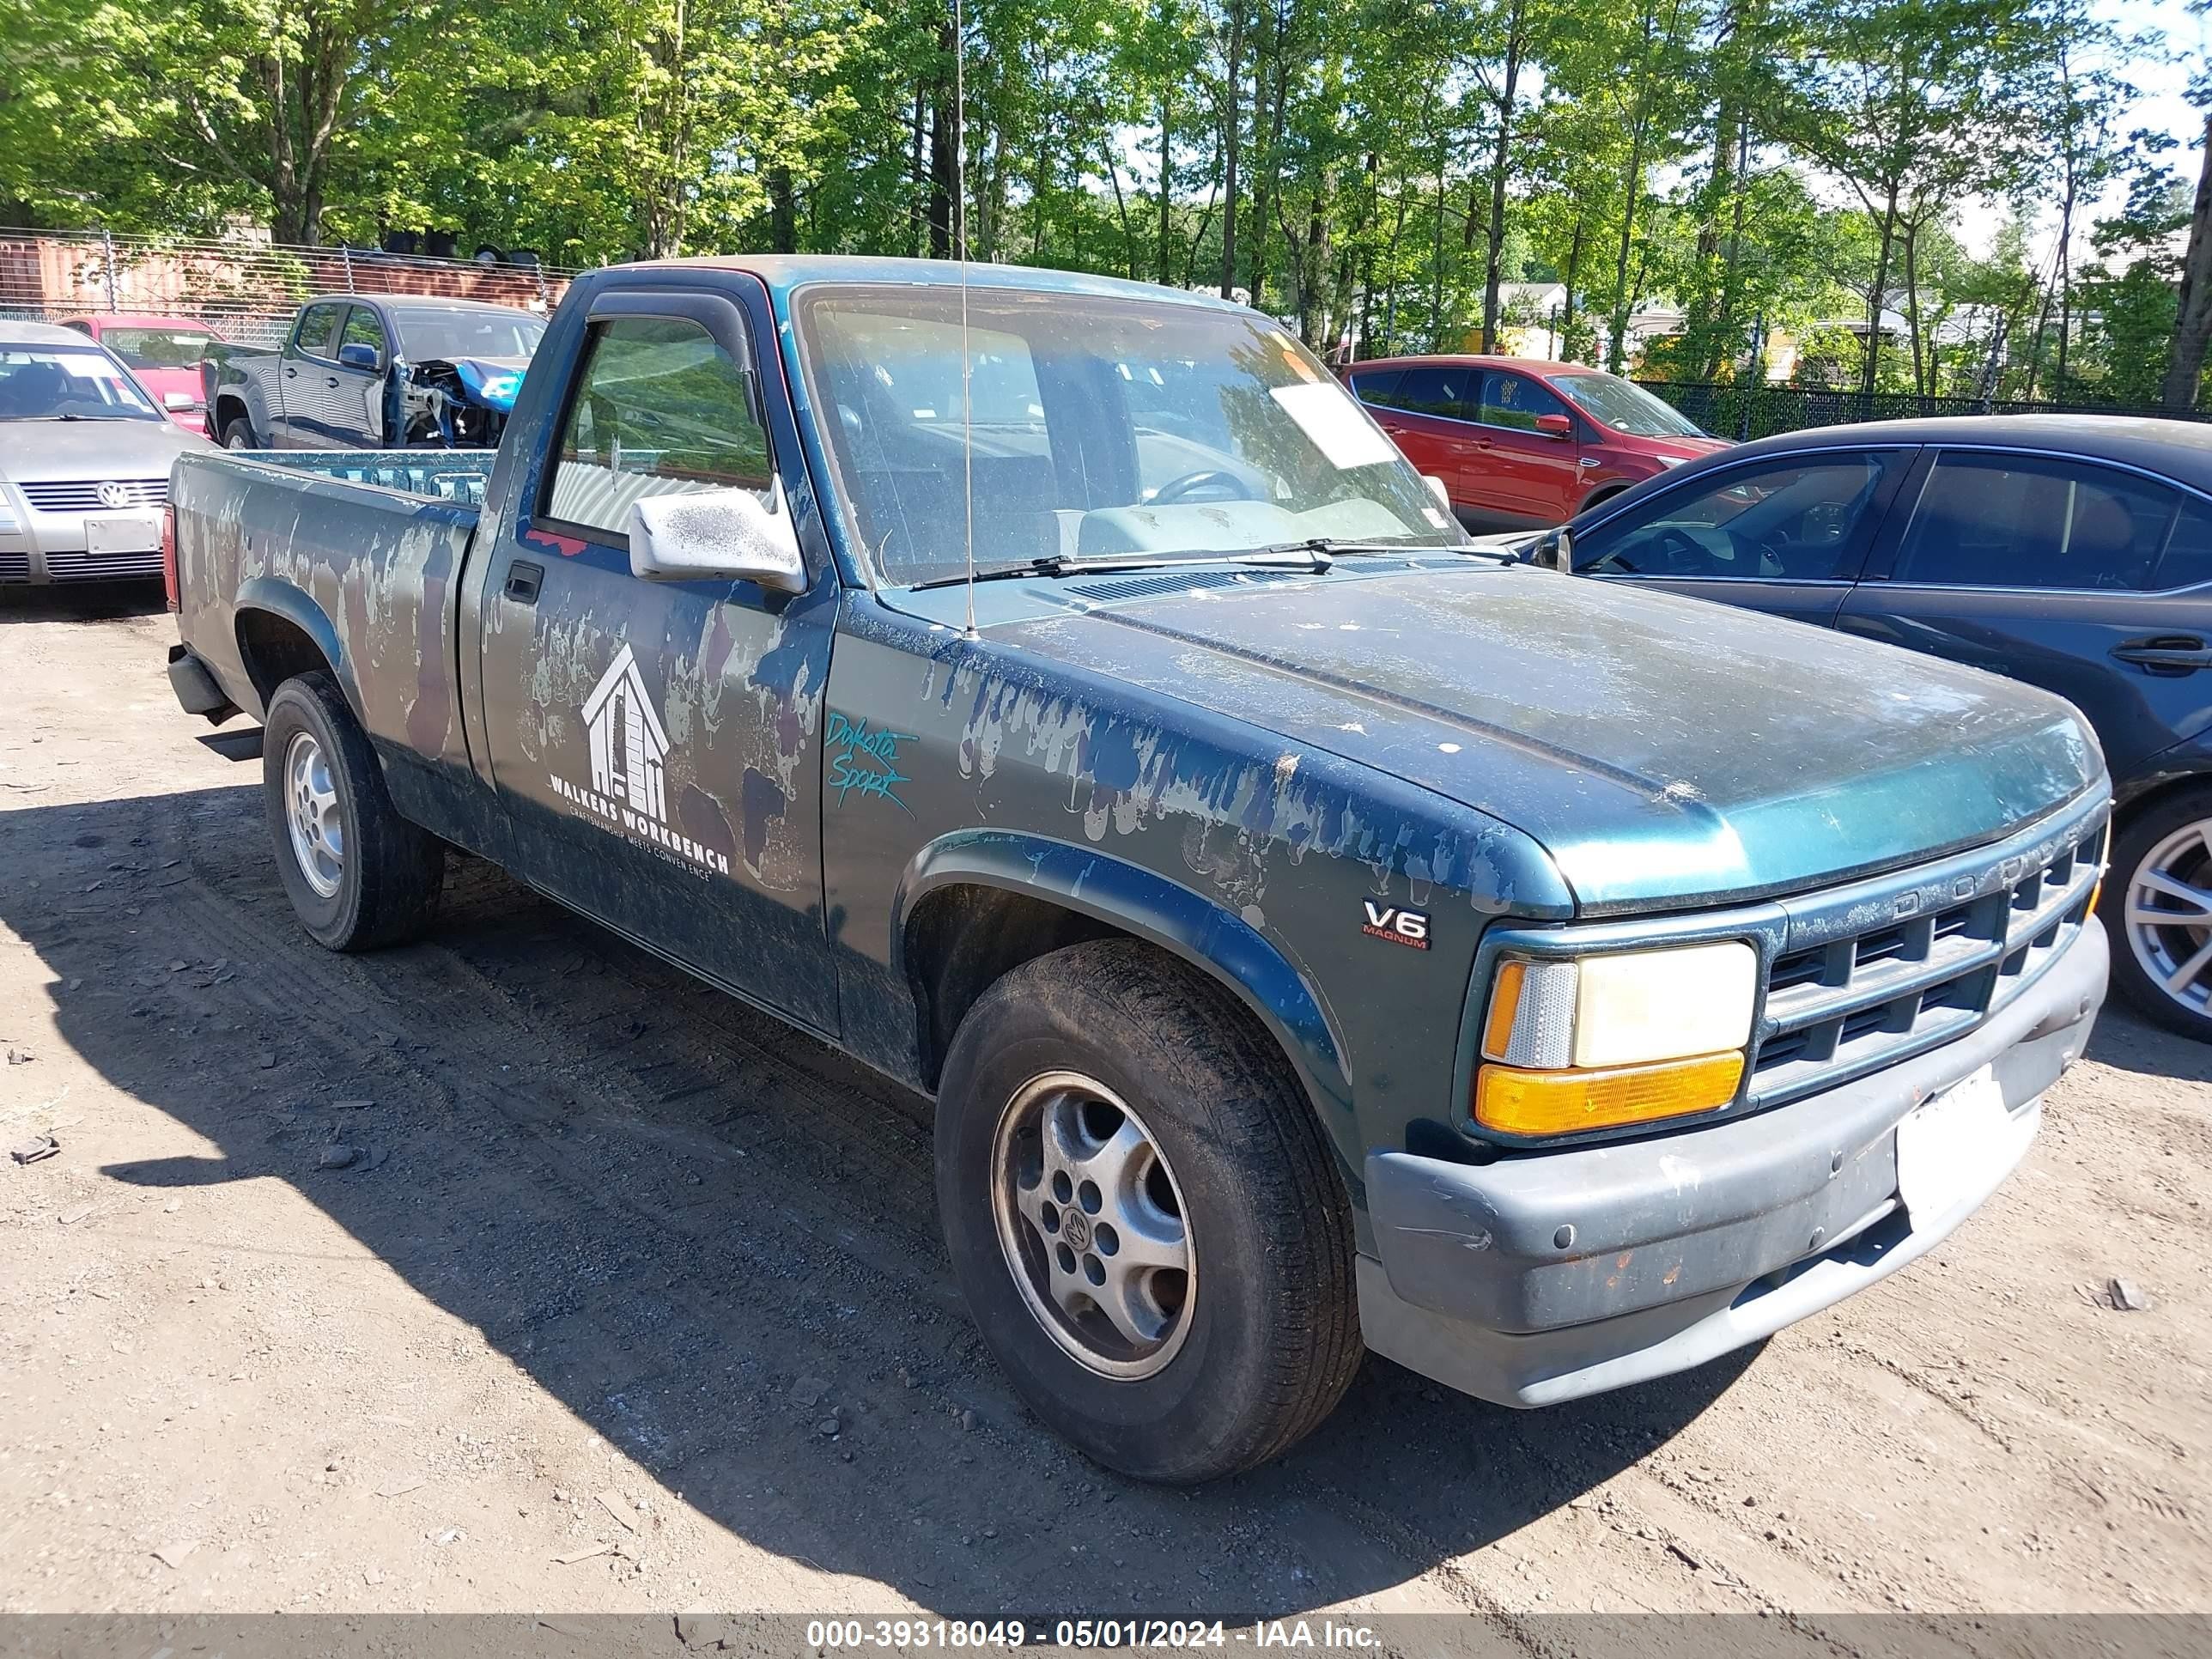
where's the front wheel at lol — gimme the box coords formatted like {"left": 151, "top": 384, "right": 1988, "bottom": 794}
{"left": 2104, "top": 784, "right": 2212, "bottom": 1041}
{"left": 261, "top": 672, "right": 444, "bottom": 951}
{"left": 935, "top": 939, "right": 1363, "bottom": 1482}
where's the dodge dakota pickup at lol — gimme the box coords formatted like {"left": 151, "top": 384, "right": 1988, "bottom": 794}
{"left": 163, "top": 257, "right": 2112, "bottom": 1482}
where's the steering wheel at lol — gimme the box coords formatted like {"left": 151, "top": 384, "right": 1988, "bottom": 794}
{"left": 1148, "top": 467, "right": 1257, "bottom": 505}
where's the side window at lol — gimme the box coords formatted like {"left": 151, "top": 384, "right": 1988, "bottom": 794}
{"left": 1890, "top": 453, "right": 2178, "bottom": 592}
{"left": 1350, "top": 368, "right": 1406, "bottom": 410}
{"left": 544, "top": 315, "right": 770, "bottom": 543}
{"left": 2158, "top": 500, "right": 2212, "bottom": 590}
{"left": 1575, "top": 454, "right": 1896, "bottom": 580}
{"left": 1390, "top": 365, "right": 1480, "bottom": 421}
{"left": 339, "top": 306, "right": 387, "bottom": 366}
{"left": 1479, "top": 371, "right": 1567, "bottom": 431}
{"left": 294, "top": 303, "right": 344, "bottom": 360}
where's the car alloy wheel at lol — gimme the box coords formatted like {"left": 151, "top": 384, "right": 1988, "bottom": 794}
{"left": 2123, "top": 816, "right": 2212, "bottom": 1018}
{"left": 283, "top": 729, "right": 346, "bottom": 899}
{"left": 989, "top": 1070, "right": 1194, "bottom": 1380}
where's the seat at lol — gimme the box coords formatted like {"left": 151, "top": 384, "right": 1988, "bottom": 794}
{"left": 0, "top": 360, "right": 69, "bottom": 416}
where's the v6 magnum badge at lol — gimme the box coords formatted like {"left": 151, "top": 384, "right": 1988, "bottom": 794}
{"left": 1361, "top": 901, "right": 1430, "bottom": 950}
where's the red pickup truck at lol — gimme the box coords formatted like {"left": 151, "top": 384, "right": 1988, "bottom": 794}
{"left": 1348, "top": 354, "right": 1729, "bottom": 532}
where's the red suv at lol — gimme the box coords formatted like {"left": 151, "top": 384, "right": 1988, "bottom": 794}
{"left": 1346, "top": 355, "right": 1731, "bottom": 532}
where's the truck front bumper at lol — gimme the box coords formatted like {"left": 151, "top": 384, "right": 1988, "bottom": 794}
{"left": 1358, "top": 915, "right": 2106, "bottom": 1408}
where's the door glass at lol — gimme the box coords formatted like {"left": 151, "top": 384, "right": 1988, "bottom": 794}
{"left": 1349, "top": 368, "right": 1406, "bottom": 409}
{"left": 294, "top": 304, "right": 344, "bottom": 359}
{"left": 2158, "top": 501, "right": 2212, "bottom": 590}
{"left": 1478, "top": 372, "right": 1567, "bottom": 431}
{"left": 1389, "top": 364, "right": 1480, "bottom": 421}
{"left": 1576, "top": 455, "right": 1895, "bottom": 580}
{"left": 339, "top": 307, "right": 386, "bottom": 367}
{"left": 1891, "top": 454, "right": 2178, "bottom": 591}
{"left": 544, "top": 316, "right": 770, "bottom": 541}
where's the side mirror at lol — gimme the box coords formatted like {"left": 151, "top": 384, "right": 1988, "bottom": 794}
{"left": 337, "top": 342, "right": 380, "bottom": 371}
{"left": 1534, "top": 412, "right": 1574, "bottom": 439}
{"left": 1423, "top": 474, "right": 1452, "bottom": 508}
{"left": 627, "top": 480, "right": 806, "bottom": 592}
{"left": 163, "top": 390, "right": 198, "bottom": 412}
{"left": 1531, "top": 526, "right": 1574, "bottom": 573}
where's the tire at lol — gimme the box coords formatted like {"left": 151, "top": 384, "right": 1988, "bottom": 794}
{"left": 935, "top": 939, "right": 1362, "bottom": 1482}
{"left": 261, "top": 672, "right": 444, "bottom": 951}
{"left": 221, "top": 416, "right": 256, "bottom": 450}
{"left": 2102, "top": 783, "right": 2212, "bottom": 1041}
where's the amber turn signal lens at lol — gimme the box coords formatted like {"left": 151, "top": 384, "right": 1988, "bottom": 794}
{"left": 1474, "top": 1051, "right": 1745, "bottom": 1138}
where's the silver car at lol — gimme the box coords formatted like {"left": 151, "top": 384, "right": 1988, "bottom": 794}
{"left": 1, "top": 320, "right": 213, "bottom": 584}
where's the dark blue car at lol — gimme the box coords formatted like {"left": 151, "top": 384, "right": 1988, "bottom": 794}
{"left": 1543, "top": 414, "right": 2212, "bottom": 1039}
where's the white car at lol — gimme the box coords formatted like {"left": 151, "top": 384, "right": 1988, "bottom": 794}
{"left": 0, "top": 320, "right": 213, "bottom": 585}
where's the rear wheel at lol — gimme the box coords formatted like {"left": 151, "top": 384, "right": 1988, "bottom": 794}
{"left": 935, "top": 939, "right": 1363, "bottom": 1482}
{"left": 2104, "top": 784, "right": 2212, "bottom": 1041}
{"left": 261, "top": 672, "right": 444, "bottom": 951}
{"left": 221, "top": 416, "right": 256, "bottom": 450}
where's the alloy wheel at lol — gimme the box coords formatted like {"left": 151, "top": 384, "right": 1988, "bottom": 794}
{"left": 989, "top": 1070, "right": 1195, "bottom": 1380}
{"left": 283, "top": 730, "right": 345, "bottom": 899}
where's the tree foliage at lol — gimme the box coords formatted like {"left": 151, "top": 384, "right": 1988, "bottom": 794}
{"left": 0, "top": 0, "right": 2200, "bottom": 405}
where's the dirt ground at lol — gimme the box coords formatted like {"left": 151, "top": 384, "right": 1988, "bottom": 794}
{"left": 2, "top": 585, "right": 2209, "bottom": 1632}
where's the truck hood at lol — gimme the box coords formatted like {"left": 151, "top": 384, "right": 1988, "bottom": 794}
{"left": 0, "top": 416, "right": 209, "bottom": 485}
{"left": 1003, "top": 565, "right": 2103, "bottom": 913}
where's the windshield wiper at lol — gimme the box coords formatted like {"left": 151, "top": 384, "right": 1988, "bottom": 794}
{"left": 910, "top": 548, "right": 1333, "bottom": 591}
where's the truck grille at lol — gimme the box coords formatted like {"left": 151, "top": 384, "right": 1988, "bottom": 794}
{"left": 1748, "top": 796, "right": 2108, "bottom": 1107}
{"left": 17, "top": 478, "right": 168, "bottom": 513}
{"left": 0, "top": 550, "right": 28, "bottom": 583}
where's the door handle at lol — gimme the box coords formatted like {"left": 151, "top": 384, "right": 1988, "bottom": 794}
{"left": 505, "top": 560, "right": 544, "bottom": 605}
{"left": 2114, "top": 635, "right": 2212, "bottom": 673}
{"left": 325, "top": 376, "right": 340, "bottom": 389}
{"left": 283, "top": 366, "right": 297, "bottom": 378}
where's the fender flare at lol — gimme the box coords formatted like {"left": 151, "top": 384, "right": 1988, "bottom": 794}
{"left": 234, "top": 575, "right": 361, "bottom": 723}
{"left": 893, "top": 829, "right": 1360, "bottom": 1182}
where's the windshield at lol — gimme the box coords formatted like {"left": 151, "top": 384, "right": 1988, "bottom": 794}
{"left": 393, "top": 307, "right": 545, "bottom": 362}
{"left": 795, "top": 285, "right": 1464, "bottom": 586}
{"left": 97, "top": 326, "right": 221, "bottom": 369}
{"left": 0, "top": 348, "right": 164, "bottom": 422}
{"left": 1550, "top": 371, "right": 1706, "bottom": 440}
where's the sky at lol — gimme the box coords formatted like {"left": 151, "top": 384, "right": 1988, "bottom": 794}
{"left": 1954, "top": 0, "right": 2206, "bottom": 258}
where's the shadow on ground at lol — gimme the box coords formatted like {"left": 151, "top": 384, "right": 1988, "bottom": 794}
{"left": 1, "top": 778, "right": 1759, "bottom": 1620}
{"left": 0, "top": 580, "right": 167, "bottom": 623}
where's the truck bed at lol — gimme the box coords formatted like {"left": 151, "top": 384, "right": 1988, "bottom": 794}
{"left": 170, "top": 447, "right": 489, "bottom": 805}
{"left": 221, "top": 449, "right": 497, "bottom": 505}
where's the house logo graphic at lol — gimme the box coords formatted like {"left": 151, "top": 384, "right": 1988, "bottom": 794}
{"left": 583, "top": 643, "right": 667, "bottom": 823}
{"left": 547, "top": 641, "right": 730, "bottom": 878}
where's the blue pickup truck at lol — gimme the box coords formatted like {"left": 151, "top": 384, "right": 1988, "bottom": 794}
{"left": 162, "top": 257, "right": 2111, "bottom": 1481}
{"left": 204, "top": 294, "right": 544, "bottom": 452}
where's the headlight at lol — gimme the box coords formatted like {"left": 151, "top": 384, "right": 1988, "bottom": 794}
{"left": 1474, "top": 939, "right": 1756, "bottom": 1136}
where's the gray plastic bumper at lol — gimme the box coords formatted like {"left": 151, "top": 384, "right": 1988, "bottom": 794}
{"left": 1358, "top": 918, "right": 2106, "bottom": 1407}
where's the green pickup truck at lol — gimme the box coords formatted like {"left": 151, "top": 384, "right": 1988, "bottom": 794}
{"left": 163, "top": 257, "right": 2112, "bottom": 1481}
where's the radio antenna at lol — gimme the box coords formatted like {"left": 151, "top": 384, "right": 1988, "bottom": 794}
{"left": 957, "top": 0, "right": 978, "bottom": 641}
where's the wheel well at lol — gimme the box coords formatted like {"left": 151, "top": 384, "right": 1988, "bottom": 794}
{"left": 903, "top": 885, "right": 1131, "bottom": 1089}
{"left": 234, "top": 609, "right": 332, "bottom": 713}
{"left": 214, "top": 395, "right": 250, "bottom": 437}
{"left": 1581, "top": 483, "right": 1626, "bottom": 514}
{"left": 2114, "top": 774, "right": 2212, "bottom": 840}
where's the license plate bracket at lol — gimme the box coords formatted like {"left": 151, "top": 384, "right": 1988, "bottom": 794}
{"left": 84, "top": 513, "right": 162, "bottom": 555}
{"left": 1895, "top": 1064, "right": 2009, "bottom": 1223}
